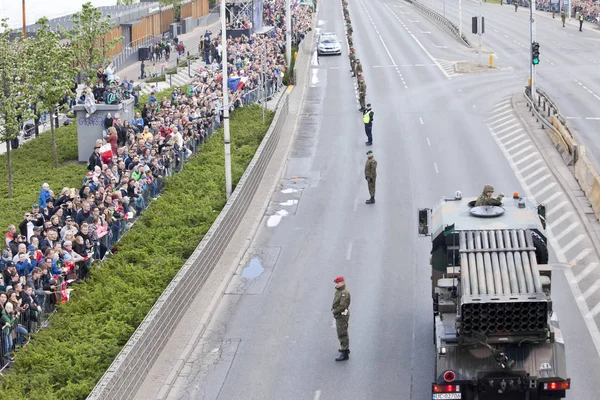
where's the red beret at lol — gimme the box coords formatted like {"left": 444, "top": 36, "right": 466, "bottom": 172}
{"left": 333, "top": 276, "right": 345, "bottom": 283}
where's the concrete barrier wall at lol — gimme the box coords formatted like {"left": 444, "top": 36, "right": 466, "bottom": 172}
{"left": 87, "top": 94, "right": 290, "bottom": 400}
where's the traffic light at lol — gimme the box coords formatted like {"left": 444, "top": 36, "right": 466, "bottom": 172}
{"left": 532, "top": 42, "right": 540, "bottom": 65}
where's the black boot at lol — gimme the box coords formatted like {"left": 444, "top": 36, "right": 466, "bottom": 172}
{"left": 338, "top": 349, "right": 351, "bottom": 354}
{"left": 335, "top": 350, "right": 350, "bottom": 361}
{"left": 366, "top": 197, "right": 375, "bottom": 204}
{"left": 365, "top": 141, "right": 372, "bottom": 145}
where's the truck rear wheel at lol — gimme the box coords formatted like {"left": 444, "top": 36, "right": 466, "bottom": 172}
{"left": 532, "top": 231, "right": 549, "bottom": 264}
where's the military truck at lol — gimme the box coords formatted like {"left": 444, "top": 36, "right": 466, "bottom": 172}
{"left": 418, "top": 191, "right": 570, "bottom": 400}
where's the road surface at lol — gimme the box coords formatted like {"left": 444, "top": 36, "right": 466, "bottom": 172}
{"left": 154, "top": 0, "right": 600, "bottom": 399}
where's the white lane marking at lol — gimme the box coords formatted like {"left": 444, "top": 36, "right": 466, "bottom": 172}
{"left": 353, "top": 197, "right": 358, "bottom": 213}
{"left": 498, "top": 128, "right": 524, "bottom": 141}
{"left": 503, "top": 134, "right": 527, "bottom": 147}
{"left": 314, "top": 390, "right": 322, "bottom": 400}
{"left": 378, "top": 34, "right": 396, "bottom": 65}
{"left": 485, "top": 109, "right": 512, "bottom": 121}
{"left": 582, "top": 279, "right": 600, "bottom": 300}
{"left": 576, "top": 262, "right": 600, "bottom": 283}
{"left": 420, "top": 29, "right": 431, "bottom": 34}
{"left": 434, "top": 162, "right": 439, "bottom": 174}
{"left": 532, "top": 182, "right": 557, "bottom": 197}
{"left": 409, "top": 19, "right": 420, "bottom": 22}
{"left": 526, "top": 174, "right": 552, "bottom": 189}
{"left": 432, "top": 43, "right": 447, "bottom": 48}
{"left": 549, "top": 211, "right": 574, "bottom": 229}
{"left": 586, "top": 117, "right": 600, "bottom": 120}
{"left": 546, "top": 201, "right": 569, "bottom": 218}
{"left": 494, "top": 123, "right": 521, "bottom": 136}
{"left": 426, "top": 137, "right": 431, "bottom": 146}
{"left": 519, "top": 159, "right": 543, "bottom": 173}
{"left": 565, "top": 267, "right": 600, "bottom": 359}
{"left": 486, "top": 114, "right": 514, "bottom": 126}
{"left": 491, "top": 118, "right": 518, "bottom": 130}
{"left": 329, "top": 66, "right": 340, "bottom": 69}
{"left": 560, "top": 234, "right": 585, "bottom": 254}
{"left": 419, "top": 117, "right": 424, "bottom": 125}
{"left": 504, "top": 34, "right": 509, "bottom": 38}
{"left": 494, "top": 103, "right": 512, "bottom": 112}
{"left": 506, "top": 139, "right": 531, "bottom": 153}
{"left": 541, "top": 191, "right": 562, "bottom": 204}
{"left": 346, "top": 241, "right": 353, "bottom": 260}
{"left": 514, "top": 153, "right": 538, "bottom": 166}
{"left": 509, "top": 145, "right": 534, "bottom": 158}
{"left": 570, "top": 248, "right": 593, "bottom": 265}
{"left": 494, "top": 99, "right": 510, "bottom": 107}
{"left": 554, "top": 222, "right": 580, "bottom": 242}
{"left": 589, "top": 302, "right": 600, "bottom": 318}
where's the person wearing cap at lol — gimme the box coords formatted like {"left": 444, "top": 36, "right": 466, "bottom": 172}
{"left": 363, "top": 103, "right": 374, "bottom": 145}
{"left": 474, "top": 184, "right": 504, "bottom": 207}
{"left": 332, "top": 276, "right": 351, "bottom": 361}
{"left": 365, "top": 150, "right": 378, "bottom": 204}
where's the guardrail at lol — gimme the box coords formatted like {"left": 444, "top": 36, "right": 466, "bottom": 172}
{"left": 404, "top": 0, "right": 471, "bottom": 47}
{"left": 524, "top": 85, "right": 578, "bottom": 166}
{"left": 523, "top": 86, "right": 600, "bottom": 221}
{"left": 86, "top": 93, "right": 290, "bottom": 400}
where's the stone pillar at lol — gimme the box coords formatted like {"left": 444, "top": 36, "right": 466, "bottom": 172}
{"left": 73, "top": 98, "right": 135, "bottom": 163}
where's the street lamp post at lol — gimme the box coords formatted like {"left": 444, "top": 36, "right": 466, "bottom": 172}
{"left": 286, "top": 0, "right": 291, "bottom": 69}
{"left": 22, "top": 0, "right": 27, "bottom": 38}
{"left": 530, "top": 0, "right": 536, "bottom": 104}
{"left": 221, "top": 0, "right": 232, "bottom": 198}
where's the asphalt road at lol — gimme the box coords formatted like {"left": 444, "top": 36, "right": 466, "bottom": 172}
{"left": 418, "top": 0, "right": 600, "bottom": 170}
{"left": 161, "top": 0, "right": 600, "bottom": 399}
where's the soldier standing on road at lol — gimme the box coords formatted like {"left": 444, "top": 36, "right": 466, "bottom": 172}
{"left": 561, "top": 10, "right": 566, "bottom": 27}
{"left": 579, "top": 12, "right": 584, "bottom": 31}
{"left": 349, "top": 48, "right": 357, "bottom": 76}
{"left": 514, "top": 1, "right": 518, "bottom": 12}
{"left": 363, "top": 103, "right": 374, "bottom": 145}
{"left": 358, "top": 76, "right": 367, "bottom": 112}
{"left": 332, "top": 276, "right": 351, "bottom": 361}
{"left": 474, "top": 184, "right": 505, "bottom": 206}
{"left": 365, "top": 150, "right": 377, "bottom": 204}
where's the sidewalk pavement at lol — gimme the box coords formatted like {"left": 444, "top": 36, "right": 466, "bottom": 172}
{"left": 116, "top": 18, "right": 221, "bottom": 94}
{"left": 533, "top": 8, "right": 600, "bottom": 33}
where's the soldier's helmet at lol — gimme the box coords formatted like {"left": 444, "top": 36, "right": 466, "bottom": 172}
{"left": 483, "top": 184, "right": 494, "bottom": 193}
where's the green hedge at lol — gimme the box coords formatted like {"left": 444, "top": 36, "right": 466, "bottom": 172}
{"left": 0, "top": 104, "right": 275, "bottom": 399}
{"left": 0, "top": 124, "right": 86, "bottom": 231}
{"left": 145, "top": 74, "right": 166, "bottom": 83}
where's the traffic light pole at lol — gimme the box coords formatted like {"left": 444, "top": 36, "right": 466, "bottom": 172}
{"left": 530, "top": 2, "right": 536, "bottom": 104}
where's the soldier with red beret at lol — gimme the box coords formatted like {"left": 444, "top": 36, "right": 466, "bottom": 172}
{"left": 332, "top": 276, "right": 351, "bottom": 361}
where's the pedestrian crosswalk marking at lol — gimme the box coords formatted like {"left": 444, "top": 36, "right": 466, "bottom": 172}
{"left": 434, "top": 59, "right": 462, "bottom": 78}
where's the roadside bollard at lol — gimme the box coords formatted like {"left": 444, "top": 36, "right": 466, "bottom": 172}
{"left": 489, "top": 54, "right": 493, "bottom": 68}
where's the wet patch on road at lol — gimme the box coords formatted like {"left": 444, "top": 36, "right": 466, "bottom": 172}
{"left": 225, "top": 247, "right": 282, "bottom": 295}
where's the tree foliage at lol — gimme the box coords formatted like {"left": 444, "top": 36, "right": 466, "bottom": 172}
{"left": 64, "top": 2, "right": 123, "bottom": 79}
{"left": 26, "top": 17, "right": 78, "bottom": 168}
{"left": 0, "top": 19, "right": 34, "bottom": 199}
{"left": 116, "top": 0, "right": 137, "bottom": 5}
{"left": 0, "top": 97, "right": 275, "bottom": 399}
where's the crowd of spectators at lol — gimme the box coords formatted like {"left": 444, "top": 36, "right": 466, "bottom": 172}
{"left": 535, "top": 0, "right": 600, "bottom": 22}
{"left": 0, "top": 0, "right": 313, "bottom": 368}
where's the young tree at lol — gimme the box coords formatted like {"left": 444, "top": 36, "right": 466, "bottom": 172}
{"left": 160, "top": 0, "right": 182, "bottom": 21}
{"left": 26, "top": 17, "right": 78, "bottom": 168}
{"left": 65, "top": 2, "right": 122, "bottom": 80}
{"left": 116, "top": 0, "right": 137, "bottom": 4}
{"left": 0, "top": 19, "right": 34, "bottom": 199}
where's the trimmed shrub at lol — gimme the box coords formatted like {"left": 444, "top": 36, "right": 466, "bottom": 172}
{"left": 0, "top": 124, "right": 86, "bottom": 231}
{"left": 0, "top": 104, "right": 275, "bottom": 399}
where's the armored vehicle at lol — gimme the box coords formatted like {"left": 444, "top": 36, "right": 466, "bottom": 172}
{"left": 418, "top": 191, "right": 570, "bottom": 400}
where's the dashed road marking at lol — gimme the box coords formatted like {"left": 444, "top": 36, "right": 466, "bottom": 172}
{"left": 549, "top": 211, "right": 574, "bottom": 229}
{"left": 554, "top": 222, "right": 580, "bottom": 242}
{"left": 576, "top": 262, "right": 599, "bottom": 283}
{"left": 420, "top": 117, "right": 424, "bottom": 125}
{"left": 583, "top": 279, "right": 600, "bottom": 299}
{"left": 426, "top": 137, "right": 431, "bottom": 146}
{"left": 434, "top": 162, "right": 439, "bottom": 174}
{"left": 571, "top": 248, "right": 593, "bottom": 265}
{"left": 346, "top": 241, "right": 353, "bottom": 260}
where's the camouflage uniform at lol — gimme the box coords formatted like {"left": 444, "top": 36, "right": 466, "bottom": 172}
{"left": 365, "top": 152, "right": 377, "bottom": 203}
{"left": 358, "top": 79, "right": 366, "bottom": 110}
{"left": 349, "top": 50, "right": 356, "bottom": 75}
{"left": 561, "top": 11, "right": 566, "bottom": 26}
{"left": 332, "top": 284, "right": 351, "bottom": 351}
{"left": 474, "top": 184, "right": 504, "bottom": 206}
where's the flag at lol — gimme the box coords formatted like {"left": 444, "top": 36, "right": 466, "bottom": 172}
{"left": 228, "top": 78, "right": 241, "bottom": 92}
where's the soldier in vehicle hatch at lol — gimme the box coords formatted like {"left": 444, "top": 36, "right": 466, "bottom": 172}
{"left": 332, "top": 276, "right": 351, "bottom": 361}
{"left": 474, "top": 184, "right": 505, "bottom": 206}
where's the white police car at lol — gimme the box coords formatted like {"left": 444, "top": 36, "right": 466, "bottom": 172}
{"left": 317, "top": 33, "right": 342, "bottom": 56}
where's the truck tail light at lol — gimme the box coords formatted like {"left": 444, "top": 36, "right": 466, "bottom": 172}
{"left": 543, "top": 380, "right": 570, "bottom": 390}
{"left": 433, "top": 384, "right": 460, "bottom": 393}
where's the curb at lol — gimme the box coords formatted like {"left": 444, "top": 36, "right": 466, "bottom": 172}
{"left": 511, "top": 92, "right": 600, "bottom": 261}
